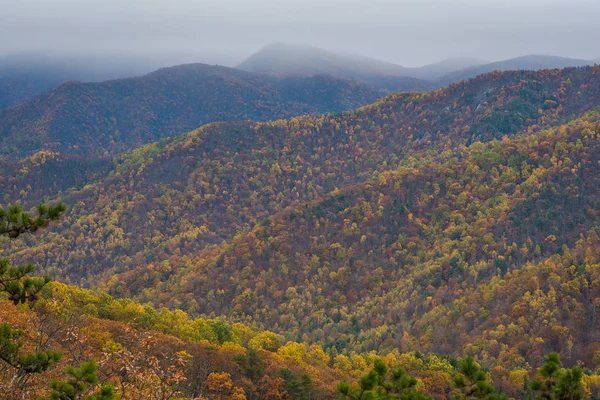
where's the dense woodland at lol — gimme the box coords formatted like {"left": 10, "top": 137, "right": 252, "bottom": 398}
{"left": 3, "top": 65, "right": 600, "bottom": 399}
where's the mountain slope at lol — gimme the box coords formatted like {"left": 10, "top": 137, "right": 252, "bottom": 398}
{"left": 0, "top": 63, "right": 388, "bottom": 160}
{"left": 438, "top": 55, "right": 594, "bottom": 85}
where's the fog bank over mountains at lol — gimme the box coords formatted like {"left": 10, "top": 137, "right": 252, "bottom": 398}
{"left": 2, "top": 0, "right": 600, "bottom": 67}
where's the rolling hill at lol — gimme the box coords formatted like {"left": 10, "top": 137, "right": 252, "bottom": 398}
{"left": 0, "top": 63, "right": 390, "bottom": 161}
{"left": 239, "top": 43, "right": 414, "bottom": 78}
{"left": 410, "top": 57, "right": 488, "bottom": 80}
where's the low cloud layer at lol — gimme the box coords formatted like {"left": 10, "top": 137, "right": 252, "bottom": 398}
{"left": 1, "top": 0, "right": 599, "bottom": 67}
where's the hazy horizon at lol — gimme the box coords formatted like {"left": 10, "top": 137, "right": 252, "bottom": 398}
{"left": 1, "top": 0, "right": 599, "bottom": 68}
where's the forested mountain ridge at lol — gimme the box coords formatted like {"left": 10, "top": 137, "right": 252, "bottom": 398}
{"left": 0, "top": 63, "right": 389, "bottom": 160}
{"left": 5, "top": 64, "right": 600, "bottom": 204}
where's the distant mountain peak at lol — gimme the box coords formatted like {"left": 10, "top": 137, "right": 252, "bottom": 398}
{"left": 437, "top": 54, "right": 594, "bottom": 85}
{"left": 239, "top": 42, "right": 412, "bottom": 78}
{"left": 238, "top": 43, "right": 487, "bottom": 82}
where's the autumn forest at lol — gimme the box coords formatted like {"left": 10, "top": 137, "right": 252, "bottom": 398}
{"left": 2, "top": 23, "right": 600, "bottom": 400}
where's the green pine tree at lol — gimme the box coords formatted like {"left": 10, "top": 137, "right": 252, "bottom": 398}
{"left": 338, "top": 358, "right": 432, "bottom": 399}
{"left": 40, "top": 360, "right": 119, "bottom": 400}
{"left": 529, "top": 352, "right": 584, "bottom": 400}
{"left": 0, "top": 202, "right": 66, "bottom": 390}
{"left": 452, "top": 356, "right": 508, "bottom": 400}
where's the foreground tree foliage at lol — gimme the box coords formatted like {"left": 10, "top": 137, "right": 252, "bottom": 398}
{"left": 0, "top": 202, "right": 63, "bottom": 303}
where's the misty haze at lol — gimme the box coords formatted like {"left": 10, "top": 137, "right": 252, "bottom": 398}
{"left": 2, "top": 0, "right": 600, "bottom": 65}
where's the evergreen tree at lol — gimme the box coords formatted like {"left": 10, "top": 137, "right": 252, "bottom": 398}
{"left": 276, "top": 368, "right": 315, "bottom": 400}
{"left": 0, "top": 203, "right": 66, "bottom": 239}
{"left": 0, "top": 203, "right": 66, "bottom": 305}
{"left": 40, "top": 360, "right": 119, "bottom": 400}
{"left": 452, "top": 356, "right": 508, "bottom": 400}
{"left": 529, "top": 352, "right": 584, "bottom": 400}
{"left": 337, "top": 358, "right": 432, "bottom": 399}
{"left": 0, "top": 202, "right": 66, "bottom": 390}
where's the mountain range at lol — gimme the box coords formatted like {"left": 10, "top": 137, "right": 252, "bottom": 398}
{"left": 3, "top": 44, "right": 595, "bottom": 113}
{"left": 238, "top": 43, "right": 487, "bottom": 82}
{"left": 4, "top": 65, "right": 600, "bottom": 373}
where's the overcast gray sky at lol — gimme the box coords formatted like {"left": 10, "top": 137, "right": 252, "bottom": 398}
{"left": 1, "top": 0, "right": 599, "bottom": 67}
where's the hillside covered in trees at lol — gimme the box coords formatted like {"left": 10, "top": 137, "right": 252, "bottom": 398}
{"left": 128, "top": 110, "right": 600, "bottom": 366}
{"left": 4, "top": 66, "right": 600, "bottom": 399}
